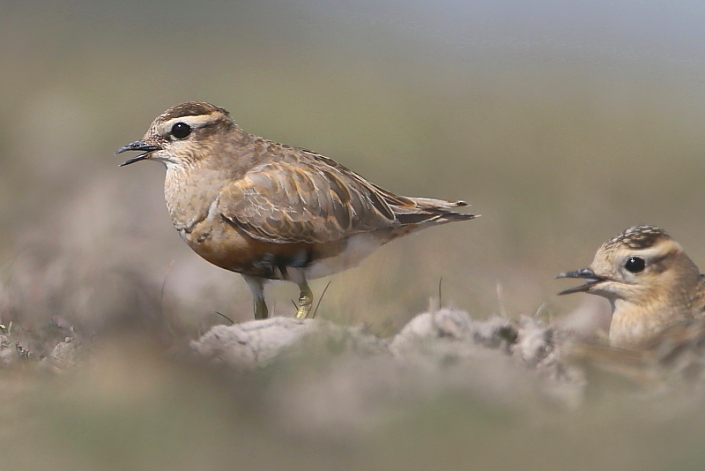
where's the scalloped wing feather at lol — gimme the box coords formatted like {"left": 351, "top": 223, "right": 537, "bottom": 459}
{"left": 218, "top": 160, "right": 398, "bottom": 244}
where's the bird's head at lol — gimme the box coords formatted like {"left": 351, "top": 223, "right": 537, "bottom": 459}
{"left": 116, "top": 102, "right": 237, "bottom": 169}
{"left": 556, "top": 225, "right": 699, "bottom": 304}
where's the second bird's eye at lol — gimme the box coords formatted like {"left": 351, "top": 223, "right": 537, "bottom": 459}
{"left": 624, "top": 256, "right": 646, "bottom": 273}
{"left": 171, "top": 122, "right": 192, "bottom": 139}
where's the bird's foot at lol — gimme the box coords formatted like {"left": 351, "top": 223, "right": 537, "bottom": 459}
{"left": 295, "top": 284, "right": 314, "bottom": 319}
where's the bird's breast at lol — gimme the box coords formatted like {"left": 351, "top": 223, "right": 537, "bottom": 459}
{"left": 609, "top": 300, "right": 693, "bottom": 348}
{"left": 163, "top": 166, "right": 225, "bottom": 230}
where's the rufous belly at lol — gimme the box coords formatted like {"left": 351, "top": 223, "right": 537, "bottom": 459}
{"left": 179, "top": 216, "right": 393, "bottom": 281}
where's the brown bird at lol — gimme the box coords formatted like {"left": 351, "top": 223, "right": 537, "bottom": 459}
{"left": 116, "top": 102, "right": 475, "bottom": 320}
{"left": 556, "top": 225, "right": 705, "bottom": 348}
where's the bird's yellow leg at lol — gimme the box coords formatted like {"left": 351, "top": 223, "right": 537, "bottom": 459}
{"left": 295, "top": 282, "right": 314, "bottom": 319}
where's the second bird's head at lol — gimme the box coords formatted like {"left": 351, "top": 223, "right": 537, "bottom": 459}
{"left": 116, "top": 102, "right": 237, "bottom": 168}
{"left": 556, "top": 225, "right": 700, "bottom": 303}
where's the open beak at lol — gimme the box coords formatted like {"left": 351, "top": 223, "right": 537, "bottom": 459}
{"left": 115, "top": 140, "right": 162, "bottom": 167}
{"left": 555, "top": 267, "right": 606, "bottom": 295}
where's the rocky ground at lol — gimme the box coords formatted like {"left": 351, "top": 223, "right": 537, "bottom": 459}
{"left": 3, "top": 307, "right": 705, "bottom": 471}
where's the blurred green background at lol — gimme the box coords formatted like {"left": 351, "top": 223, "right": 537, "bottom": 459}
{"left": 3, "top": 1, "right": 705, "bottom": 469}
{"left": 4, "top": 0, "right": 705, "bottom": 328}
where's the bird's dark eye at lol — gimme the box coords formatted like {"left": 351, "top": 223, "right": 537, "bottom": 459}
{"left": 624, "top": 257, "right": 646, "bottom": 273}
{"left": 171, "top": 122, "right": 192, "bottom": 139}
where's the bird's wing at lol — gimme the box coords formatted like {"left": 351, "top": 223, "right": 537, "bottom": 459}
{"left": 217, "top": 158, "right": 398, "bottom": 244}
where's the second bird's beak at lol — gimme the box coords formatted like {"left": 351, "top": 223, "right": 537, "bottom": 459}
{"left": 555, "top": 267, "right": 605, "bottom": 295}
{"left": 115, "top": 140, "right": 162, "bottom": 167}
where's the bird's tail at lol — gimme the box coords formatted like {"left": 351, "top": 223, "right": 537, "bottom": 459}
{"left": 394, "top": 196, "right": 477, "bottom": 225}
